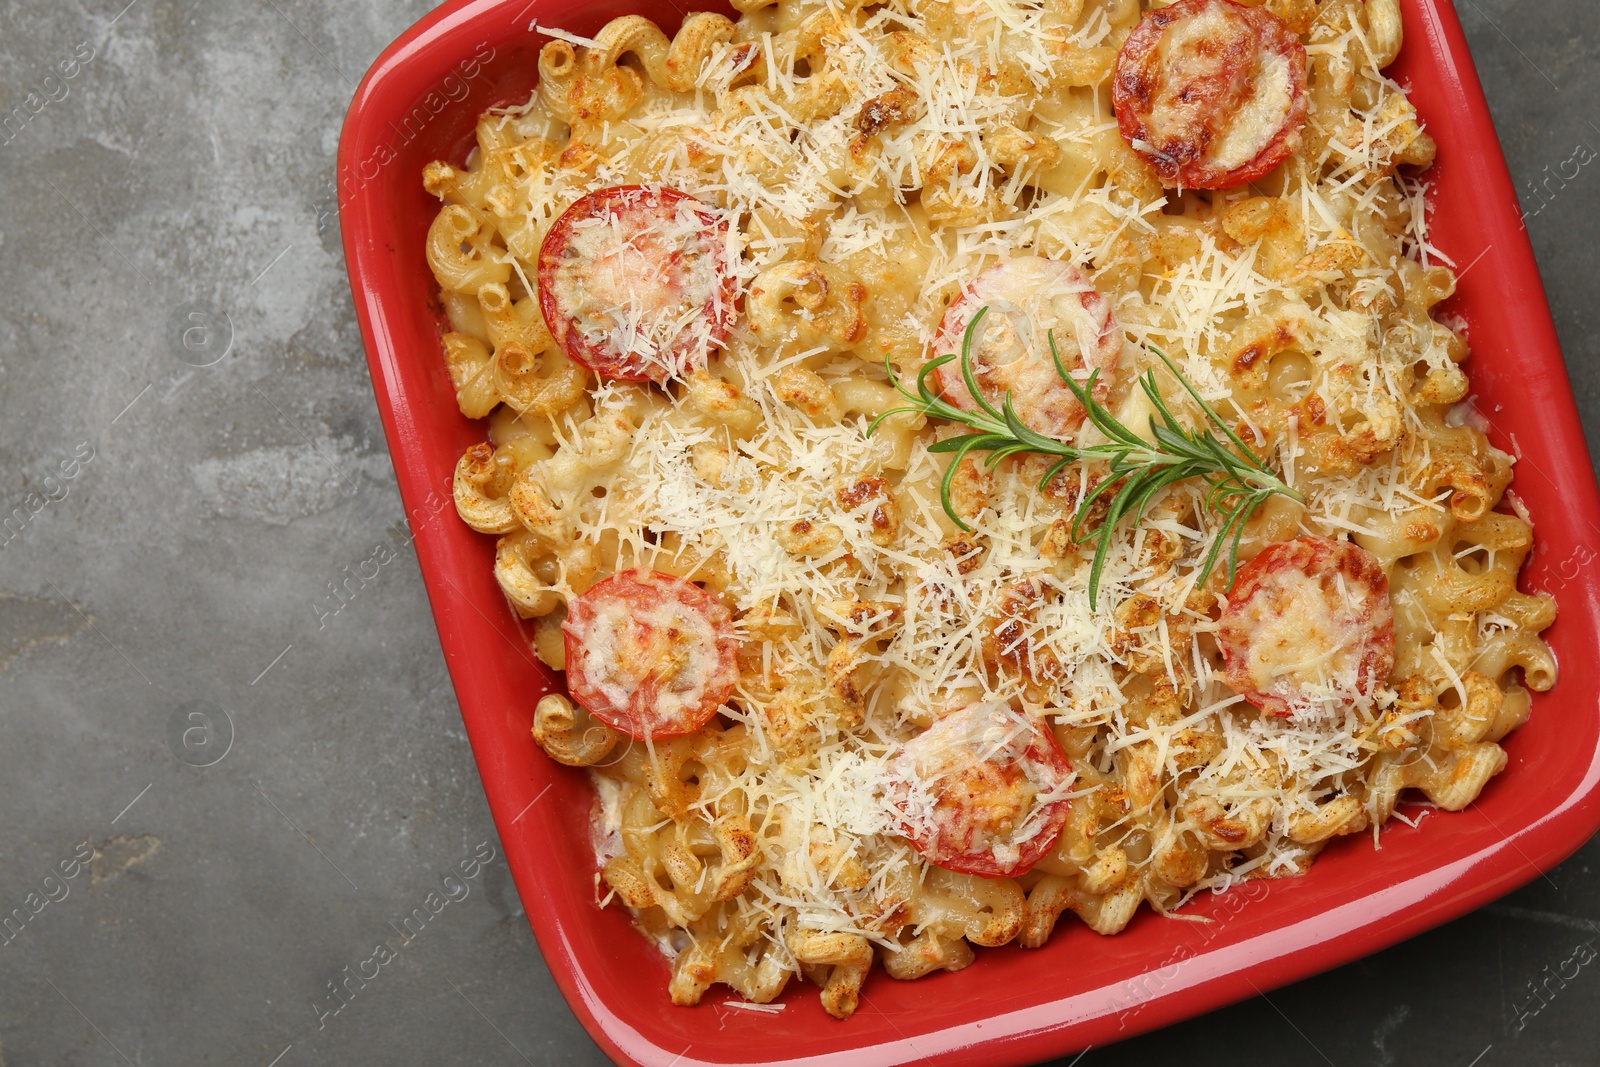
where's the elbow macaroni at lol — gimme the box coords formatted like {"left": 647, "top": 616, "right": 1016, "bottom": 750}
{"left": 424, "top": 0, "right": 1556, "bottom": 1019}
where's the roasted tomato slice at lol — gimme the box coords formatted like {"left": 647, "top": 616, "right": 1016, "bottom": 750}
{"left": 1218, "top": 536, "right": 1395, "bottom": 718}
{"left": 885, "top": 702, "right": 1074, "bottom": 878}
{"left": 537, "top": 185, "right": 737, "bottom": 384}
{"left": 932, "top": 258, "right": 1121, "bottom": 441}
{"left": 562, "top": 569, "right": 739, "bottom": 740}
{"left": 1113, "top": 0, "right": 1308, "bottom": 190}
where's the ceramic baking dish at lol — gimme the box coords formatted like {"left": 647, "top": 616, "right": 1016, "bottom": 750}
{"left": 338, "top": 2, "right": 1600, "bottom": 1062}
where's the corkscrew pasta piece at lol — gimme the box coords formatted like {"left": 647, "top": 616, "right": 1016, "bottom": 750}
{"left": 788, "top": 929, "right": 873, "bottom": 1018}
{"left": 747, "top": 260, "right": 870, "bottom": 356}
{"left": 668, "top": 902, "right": 793, "bottom": 1005}
{"left": 441, "top": 332, "right": 498, "bottom": 419}
{"left": 452, "top": 442, "right": 519, "bottom": 534}
{"left": 426, "top": 204, "right": 510, "bottom": 293}
{"left": 495, "top": 531, "right": 562, "bottom": 618}
{"left": 531, "top": 692, "right": 619, "bottom": 767}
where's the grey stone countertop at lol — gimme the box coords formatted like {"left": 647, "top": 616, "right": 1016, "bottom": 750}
{"left": 1, "top": 1, "right": 1596, "bottom": 1064}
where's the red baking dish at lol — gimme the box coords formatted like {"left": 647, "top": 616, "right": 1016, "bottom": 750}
{"left": 338, "top": 2, "right": 1600, "bottom": 1064}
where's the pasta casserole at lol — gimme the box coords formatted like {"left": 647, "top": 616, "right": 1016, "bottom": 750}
{"left": 422, "top": 0, "right": 1558, "bottom": 1018}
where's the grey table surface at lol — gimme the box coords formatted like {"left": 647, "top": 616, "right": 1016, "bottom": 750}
{"left": 0, "top": 0, "right": 1596, "bottom": 1064}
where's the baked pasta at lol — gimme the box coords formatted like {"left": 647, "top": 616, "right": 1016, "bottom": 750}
{"left": 423, "top": 0, "right": 1557, "bottom": 1019}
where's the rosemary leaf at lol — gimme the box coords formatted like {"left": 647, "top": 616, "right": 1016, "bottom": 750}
{"left": 871, "top": 306, "right": 1305, "bottom": 605}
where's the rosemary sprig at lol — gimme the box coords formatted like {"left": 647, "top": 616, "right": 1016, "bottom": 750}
{"left": 869, "top": 307, "right": 1304, "bottom": 607}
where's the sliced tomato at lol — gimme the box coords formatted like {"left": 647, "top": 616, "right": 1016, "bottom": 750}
{"left": 932, "top": 258, "right": 1121, "bottom": 441}
{"left": 885, "top": 702, "right": 1073, "bottom": 878}
{"left": 537, "top": 185, "right": 737, "bottom": 384}
{"left": 1113, "top": 0, "right": 1308, "bottom": 190}
{"left": 1218, "top": 536, "right": 1395, "bottom": 718}
{"left": 562, "top": 569, "right": 739, "bottom": 740}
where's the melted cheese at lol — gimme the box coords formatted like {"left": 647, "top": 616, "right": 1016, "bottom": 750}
{"left": 465, "top": 0, "right": 1505, "bottom": 961}
{"left": 1225, "top": 562, "right": 1382, "bottom": 718}
{"left": 936, "top": 257, "right": 1118, "bottom": 438}
{"left": 1213, "top": 49, "right": 1294, "bottom": 170}
{"left": 569, "top": 579, "right": 729, "bottom": 729}
{"left": 885, "top": 702, "right": 1073, "bottom": 872}
{"left": 1126, "top": 0, "right": 1300, "bottom": 182}
{"left": 549, "top": 189, "right": 728, "bottom": 379}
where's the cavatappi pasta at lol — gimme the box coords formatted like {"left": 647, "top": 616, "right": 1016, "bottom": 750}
{"left": 425, "top": 0, "right": 1557, "bottom": 1019}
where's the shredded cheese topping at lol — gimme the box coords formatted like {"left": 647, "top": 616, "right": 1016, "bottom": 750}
{"left": 427, "top": 0, "right": 1556, "bottom": 1018}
